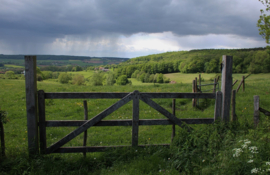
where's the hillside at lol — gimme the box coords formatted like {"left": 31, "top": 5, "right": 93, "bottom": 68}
{"left": 114, "top": 47, "right": 269, "bottom": 75}
{"left": 0, "top": 54, "right": 129, "bottom": 67}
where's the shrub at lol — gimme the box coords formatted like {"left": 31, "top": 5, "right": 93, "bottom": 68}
{"left": 156, "top": 73, "right": 163, "bottom": 83}
{"left": 5, "top": 71, "right": 16, "bottom": 79}
{"left": 72, "top": 74, "right": 85, "bottom": 85}
{"left": 58, "top": 73, "right": 72, "bottom": 84}
{"left": 116, "top": 75, "right": 129, "bottom": 85}
{"left": 91, "top": 72, "right": 103, "bottom": 86}
{"left": 42, "top": 71, "right": 53, "bottom": 79}
{"left": 52, "top": 72, "right": 60, "bottom": 79}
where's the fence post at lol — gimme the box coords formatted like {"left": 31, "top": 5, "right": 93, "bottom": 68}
{"left": 199, "top": 74, "right": 201, "bottom": 92}
{"left": 132, "top": 90, "right": 139, "bottom": 146}
{"left": 38, "top": 90, "right": 46, "bottom": 154}
{"left": 25, "top": 56, "right": 39, "bottom": 155}
{"left": 221, "top": 55, "right": 233, "bottom": 122}
{"left": 231, "top": 90, "right": 237, "bottom": 122}
{"left": 171, "top": 99, "right": 175, "bottom": 143}
{"left": 83, "top": 100, "right": 88, "bottom": 157}
{"left": 192, "top": 80, "right": 196, "bottom": 107}
{"left": 0, "top": 119, "right": 5, "bottom": 157}
{"left": 254, "top": 96, "right": 260, "bottom": 128}
{"left": 213, "top": 78, "right": 217, "bottom": 93}
{"left": 242, "top": 76, "right": 245, "bottom": 92}
{"left": 214, "top": 91, "right": 222, "bottom": 121}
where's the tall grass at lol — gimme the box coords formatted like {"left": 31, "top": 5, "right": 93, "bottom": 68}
{"left": 0, "top": 73, "right": 270, "bottom": 174}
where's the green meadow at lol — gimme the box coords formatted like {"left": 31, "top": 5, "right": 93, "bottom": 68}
{"left": 1, "top": 73, "right": 270, "bottom": 174}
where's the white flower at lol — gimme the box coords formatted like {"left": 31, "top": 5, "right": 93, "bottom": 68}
{"left": 251, "top": 168, "right": 259, "bottom": 174}
{"left": 249, "top": 146, "right": 259, "bottom": 154}
{"left": 266, "top": 169, "right": 270, "bottom": 172}
{"left": 233, "top": 148, "right": 243, "bottom": 157}
{"left": 247, "top": 160, "right": 253, "bottom": 163}
{"left": 266, "top": 162, "right": 270, "bottom": 166}
{"left": 202, "top": 159, "right": 205, "bottom": 162}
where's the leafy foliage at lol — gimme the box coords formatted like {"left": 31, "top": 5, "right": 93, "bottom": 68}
{"left": 58, "top": 73, "right": 72, "bottom": 84}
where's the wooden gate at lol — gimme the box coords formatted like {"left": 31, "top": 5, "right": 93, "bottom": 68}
{"left": 38, "top": 90, "right": 222, "bottom": 154}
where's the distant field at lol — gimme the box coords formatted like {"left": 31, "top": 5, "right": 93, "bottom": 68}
{"left": 4, "top": 64, "right": 24, "bottom": 68}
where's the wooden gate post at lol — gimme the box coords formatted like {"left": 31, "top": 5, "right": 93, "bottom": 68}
{"left": 221, "top": 55, "right": 233, "bottom": 122}
{"left": 171, "top": 98, "right": 175, "bottom": 143}
{"left": 25, "top": 56, "right": 39, "bottom": 155}
{"left": 132, "top": 90, "right": 139, "bottom": 146}
{"left": 254, "top": 96, "right": 260, "bottom": 128}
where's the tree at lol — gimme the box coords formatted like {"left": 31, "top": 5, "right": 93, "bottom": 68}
{"left": 5, "top": 71, "right": 16, "bottom": 79}
{"left": 72, "top": 74, "right": 85, "bottom": 85}
{"left": 116, "top": 75, "right": 129, "bottom": 85}
{"left": 257, "top": 0, "right": 270, "bottom": 50}
{"left": 91, "top": 72, "right": 103, "bottom": 86}
{"left": 58, "top": 73, "right": 72, "bottom": 84}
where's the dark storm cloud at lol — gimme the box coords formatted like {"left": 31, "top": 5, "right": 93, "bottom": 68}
{"left": 0, "top": 0, "right": 264, "bottom": 54}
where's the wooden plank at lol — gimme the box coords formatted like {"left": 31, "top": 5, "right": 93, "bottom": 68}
{"left": 140, "top": 94, "right": 183, "bottom": 127}
{"left": 45, "top": 92, "right": 216, "bottom": 99}
{"left": 52, "top": 144, "right": 171, "bottom": 153}
{"left": 0, "top": 121, "right": 5, "bottom": 157}
{"left": 83, "top": 100, "right": 88, "bottom": 157}
{"left": 46, "top": 92, "right": 133, "bottom": 154}
{"left": 192, "top": 80, "right": 196, "bottom": 107}
{"left": 254, "top": 96, "right": 260, "bottom": 128}
{"left": 213, "top": 78, "right": 217, "bottom": 93}
{"left": 38, "top": 90, "right": 46, "bottom": 154}
{"left": 245, "top": 74, "right": 251, "bottom": 79}
{"left": 236, "top": 80, "right": 243, "bottom": 92}
{"left": 25, "top": 56, "right": 39, "bottom": 155}
{"left": 132, "top": 90, "right": 139, "bottom": 146}
{"left": 242, "top": 76, "right": 245, "bottom": 92}
{"left": 231, "top": 90, "right": 237, "bottom": 122}
{"left": 45, "top": 118, "right": 214, "bottom": 127}
{"left": 259, "top": 107, "right": 270, "bottom": 116}
{"left": 171, "top": 99, "right": 175, "bottom": 143}
{"left": 214, "top": 91, "right": 222, "bottom": 121}
{"left": 221, "top": 55, "right": 233, "bottom": 122}
{"left": 232, "top": 80, "right": 238, "bottom": 87}
{"left": 45, "top": 93, "right": 129, "bottom": 99}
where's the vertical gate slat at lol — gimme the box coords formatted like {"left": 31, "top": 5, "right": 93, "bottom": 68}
{"left": 83, "top": 100, "right": 88, "bottom": 157}
{"left": 214, "top": 91, "right": 222, "bottom": 121}
{"left": 38, "top": 90, "right": 46, "bottom": 154}
{"left": 132, "top": 91, "right": 139, "bottom": 146}
{"left": 171, "top": 99, "right": 175, "bottom": 143}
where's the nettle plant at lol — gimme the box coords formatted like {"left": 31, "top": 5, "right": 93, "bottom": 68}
{"left": 232, "top": 139, "right": 270, "bottom": 174}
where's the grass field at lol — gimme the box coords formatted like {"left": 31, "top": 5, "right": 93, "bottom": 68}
{"left": 1, "top": 73, "right": 270, "bottom": 174}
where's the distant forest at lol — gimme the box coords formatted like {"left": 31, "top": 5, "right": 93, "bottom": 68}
{"left": 110, "top": 47, "right": 270, "bottom": 77}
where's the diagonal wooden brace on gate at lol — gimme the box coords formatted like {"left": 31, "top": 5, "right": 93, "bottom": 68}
{"left": 46, "top": 92, "right": 134, "bottom": 154}
{"left": 140, "top": 94, "right": 183, "bottom": 127}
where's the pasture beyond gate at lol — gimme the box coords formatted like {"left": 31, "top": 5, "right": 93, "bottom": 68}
{"left": 24, "top": 55, "right": 233, "bottom": 155}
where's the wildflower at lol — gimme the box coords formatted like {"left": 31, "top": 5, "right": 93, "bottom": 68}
{"left": 94, "top": 158, "right": 96, "bottom": 160}
{"left": 247, "top": 160, "right": 254, "bottom": 163}
{"left": 233, "top": 148, "right": 243, "bottom": 157}
{"left": 135, "top": 150, "right": 137, "bottom": 152}
{"left": 249, "top": 146, "right": 259, "bottom": 154}
{"left": 266, "top": 169, "right": 270, "bottom": 172}
{"left": 251, "top": 168, "right": 259, "bottom": 174}
{"left": 100, "top": 142, "right": 102, "bottom": 144}
{"left": 149, "top": 138, "right": 150, "bottom": 140}
{"left": 202, "top": 159, "right": 205, "bottom": 162}
{"left": 266, "top": 162, "right": 270, "bottom": 166}
{"left": 23, "top": 138, "right": 25, "bottom": 140}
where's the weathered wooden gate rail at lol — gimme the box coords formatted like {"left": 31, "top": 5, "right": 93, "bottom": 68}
{"left": 38, "top": 90, "right": 222, "bottom": 154}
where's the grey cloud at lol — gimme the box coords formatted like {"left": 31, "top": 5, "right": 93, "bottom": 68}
{"left": 0, "top": 0, "right": 265, "bottom": 54}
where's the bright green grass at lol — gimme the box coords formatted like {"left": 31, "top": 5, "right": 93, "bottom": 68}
{"left": 66, "top": 70, "right": 95, "bottom": 77}
{"left": 1, "top": 73, "right": 270, "bottom": 174}
{"left": 4, "top": 64, "right": 24, "bottom": 68}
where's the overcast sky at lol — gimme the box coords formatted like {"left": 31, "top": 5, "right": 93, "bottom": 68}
{"left": 0, "top": 0, "right": 267, "bottom": 58}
